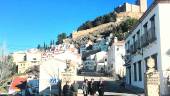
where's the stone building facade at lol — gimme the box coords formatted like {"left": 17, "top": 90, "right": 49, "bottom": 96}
{"left": 115, "top": 0, "right": 147, "bottom": 13}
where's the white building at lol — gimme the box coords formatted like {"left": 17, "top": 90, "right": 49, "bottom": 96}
{"left": 95, "top": 51, "right": 107, "bottom": 72}
{"left": 107, "top": 37, "right": 126, "bottom": 78}
{"left": 26, "top": 49, "right": 41, "bottom": 65}
{"left": 39, "top": 58, "right": 66, "bottom": 95}
{"left": 125, "top": 0, "right": 170, "bottom": 95}
{"left": 39, "top": 44, "right": 81, "bottom": 95}
{"left": 12, "top": 49, "right": 41, "bottom": 73}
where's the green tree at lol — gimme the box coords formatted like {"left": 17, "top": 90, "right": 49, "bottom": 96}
{"left": 37, "top": 44, "right": 41, "bottom": 49}
{"left": 52, "top": 40, "right": 55, "bottom": 45}
{"left": 43, "top": 42, "right": 46, "bottom": 49}
{"left": 120, "top": 18, "right": 138, "bottom": 32}
{"left": 50, "top": 40, "right": 53, "bottom": 46}
{"left": 56, "top": 33, "right": 67, "bottom": 44}
{"left": 77, "top": 11, "right": 116, "bottom": 31}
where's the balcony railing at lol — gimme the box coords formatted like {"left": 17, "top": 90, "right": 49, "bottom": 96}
{"left": 130, "top": 44, "right": 135, "bottom": 54}
{"left": 134, "top": 41, "right": 139, "bottom": 52}
{"left": 141, "top": 33, "right": 149, "bottom": 47}
{"left": 140, "top": 28, "right": 156, "bottom": 48}
{"left": 136, "top": 40, "right": 141, "bottom": 49}
{"left": 148, "top": 27, "right": 157, "bottom": 43}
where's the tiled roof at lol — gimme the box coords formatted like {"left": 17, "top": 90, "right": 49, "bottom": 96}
{"left": 9, "top": 76, "right": 27, "bottom": 93}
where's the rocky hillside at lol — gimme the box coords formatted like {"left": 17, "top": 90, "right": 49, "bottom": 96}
{"left": 72, "top": 13, "right": 139, "bottom": 48}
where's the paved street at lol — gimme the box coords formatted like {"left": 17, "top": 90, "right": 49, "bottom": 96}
{"left": 75, "top": 73, "right": 138, "bottom": 96}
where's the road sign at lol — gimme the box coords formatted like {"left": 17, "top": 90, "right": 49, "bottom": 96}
{"left": 49, "top": 77, "right": 58, "bottom": 85}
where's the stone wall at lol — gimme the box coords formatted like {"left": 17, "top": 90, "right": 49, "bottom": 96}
{"left": 126, "top": 3, "right": 140, "bottom": 12}
{"left": 115, "top": 3, "right": 140, "bottom": 13}
{"left": 116, "top": 12, "right": 143, "bottom": 19}
{"left": 115, "top": 0, "right": 147, "bottom": 13}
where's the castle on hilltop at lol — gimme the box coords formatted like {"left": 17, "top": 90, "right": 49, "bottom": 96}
{"left": 115, "top": 0, "right": 147, "bottom": 13}
{"left": 72, "top": 0, "right": 148, "bottom": 40}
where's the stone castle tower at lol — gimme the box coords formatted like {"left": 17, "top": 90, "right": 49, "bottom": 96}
{"left": 136, "top": 0, "right": 147, "bottom": 12}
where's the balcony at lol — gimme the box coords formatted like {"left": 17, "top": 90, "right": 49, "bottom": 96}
{"left": 134, "top": 41, "right": 140, "bottom": 52}
{"left": 141, "top": 33, "right": 149, "bottom": 47}
{"left": 130, "top": 45, "right": 135, "bottom": 54}
{"left": 140, "top": 28, "right": 156, "bottom": 48}
{"left": 148, "top": 27, "right": 157, "bottom": 43}
{"left": 136, "top": 40, "right": 141, "bottom": 49}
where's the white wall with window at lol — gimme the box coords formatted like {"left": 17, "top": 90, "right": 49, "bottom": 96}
{"left": 125, "top": 1, "right": 170, "bottom": 95}
{"left": 107, "top": 37, "right": 125, "bottom": 78}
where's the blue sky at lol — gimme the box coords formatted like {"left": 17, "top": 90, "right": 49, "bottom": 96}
{"left": 0, "top": 0, "right": 153, "bottom": 53}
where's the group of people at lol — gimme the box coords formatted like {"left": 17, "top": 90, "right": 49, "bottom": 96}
{"left": 82, "top": 78, "right": 104, "bottom": 96}
{"left": 63, "top": 81, "right": 79, "bottom": 96}
{"left": 62, "top": 78, "right": 104, "bottom": 96}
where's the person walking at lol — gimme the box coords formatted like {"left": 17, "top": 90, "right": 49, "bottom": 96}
{"left": 88, "top": 78, "right": 97, "bottom": 96}
{"left": 70, "top": 80, "right": 79, "bottom": 96}
{"left": 82, "top": 79, "right": 88, "bottom": 96}
{"left": 63, "top": 81, "right": 71, "bottom": 96}
{"left": 97, "top": 79, "right": 104, "bottom": 96}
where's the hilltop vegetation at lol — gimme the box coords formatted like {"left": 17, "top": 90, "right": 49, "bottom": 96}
{"left": 73, "top": 17, "right": 138, "bottom": 47}
{"left": 77, "top": 12, "right": 117, "bottom": 31}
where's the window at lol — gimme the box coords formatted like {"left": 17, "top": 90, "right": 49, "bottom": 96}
{"left": 132, "top": 35, "right": 136, "bottom": 53}
{"left": 24, "top": 55, "right": 27, "bottom": 61}
{"left": 33, "top": 58, "right": 36, "bottom": 61}
{"left": 150, "top": 15, "right": 156, "bottom": 41}
{"left": 111, "top": 64, "right": 113, "bottom": 68}
{"left": 126, "top": 41, "right": 130, "bottom": 53}
{"left": 137, "top": 30, "right": 141, "bottom": 48}
{"left": 134, "top": 63, "right": 137, "bottom": 81}
{"left": 143, "top": 22, "right": 149, "bottom": 46}
{"left": 138, "top": 61, "right": 142, "bottom": 81}
{"left": 127, "top": 41, "right": 130, "bottom": 49}
{"left": 143, "top": 22, "right": 148, "bottom": 34}
{"left": 150, "top": 15, "right": 155, "bottom": 31}
{"left": 133, "top": 35, "right": 135, "bottom": 45}
{"left": 137, "top": 30, "right": 140, "bottom": 40}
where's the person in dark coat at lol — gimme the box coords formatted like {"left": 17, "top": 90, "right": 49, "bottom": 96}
{"left": 70, "top": 80, "right": 79, "bottom": 96}
{"left": 63, "top": 81, "right": 71, "bottom": 96}
{"left": 97, "top": 79, "right": 104, "bottom": 96}
{"left": 88, "top": 78, "right": 97, "bottom": 95}
{"left": 82, "top": 79, "right": 88, "bottom": 96}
